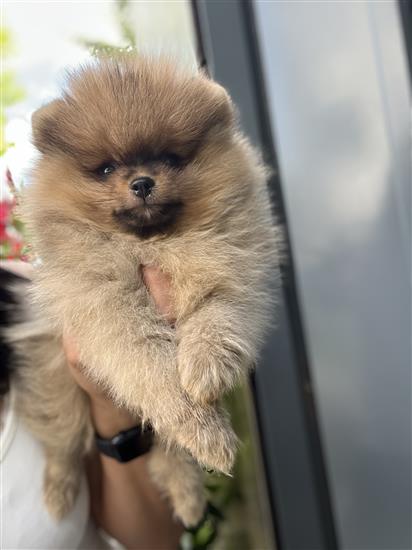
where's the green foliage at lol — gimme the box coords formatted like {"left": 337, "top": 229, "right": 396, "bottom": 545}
{"left": 0, "top": 27, "right": 25, "bottom": 156}
{"left": 181, "top": 503, "right": 223, "bottom": 550}
{"left": 76, "top": 0, "right": 137, "bottom": 58}
{"left": 2, "top": 69, "right": 25, "bottom": 107}
{"left": 0, "top": 27, "right": 13, "bottom": 56}
{"left": 116, "top": 0, "right": 136, "bottom": 49}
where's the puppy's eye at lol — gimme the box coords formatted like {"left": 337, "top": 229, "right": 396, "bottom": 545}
{"left": 158, "top": 153, "right": 183, "bottom": 168}
{"left": 97, "top": 163, "right": 116, "bottom": 177}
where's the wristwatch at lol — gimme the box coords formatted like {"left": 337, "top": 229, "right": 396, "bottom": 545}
{"left": 95, "top": 424, "right": 154, "bottom": 463}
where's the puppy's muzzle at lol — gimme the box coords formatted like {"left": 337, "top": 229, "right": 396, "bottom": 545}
{"left": 129, "top": 177, "right": 155, "bottom": 200}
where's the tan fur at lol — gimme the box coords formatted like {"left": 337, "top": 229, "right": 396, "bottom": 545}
{"left": 10, "top": 55, "right": 280, "bottom": 527}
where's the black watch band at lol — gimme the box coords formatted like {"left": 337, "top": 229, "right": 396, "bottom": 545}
{"left": 95, "top": 424, "right": 154, "bottom": 463}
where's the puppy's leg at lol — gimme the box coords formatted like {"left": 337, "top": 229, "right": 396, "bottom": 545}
{"left": 26, "top": 379, "right": 92, "bottom": 520}
{"left": 135, "top": 336, "right": 238, "bottom": 474}
{"left": 177, "top": 298, "right": 258, "bottom": 405}
{"left": 148, "top": 442, "right": 206, "bottom": 528}
{"left": 69, "top": 285, "right": 238, "bottom": 473}
{"left": 43, "top": 450, "right": 85, "bottom": 520}
{"left": 166, "top": 398, "right": 238, "bottom": 475}
{"left": 12, "top": 325, "right": 93, "bottom": 520}
{"left": 79, "top": 332, "right": 237, "bottom": 474}
{"left": 40, "top": 384, "right": 93, "bottom": 521}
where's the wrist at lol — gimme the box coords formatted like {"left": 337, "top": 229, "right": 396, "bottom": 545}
{"left": 90, "top": 397, "right": 137, "bottom": 439}
{"left": 95, "top": 424, "right": 154, "bottom": 463}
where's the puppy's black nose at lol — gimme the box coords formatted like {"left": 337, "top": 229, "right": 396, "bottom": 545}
{"left": 129, "top": 177, "right": 155, "bottom": 199}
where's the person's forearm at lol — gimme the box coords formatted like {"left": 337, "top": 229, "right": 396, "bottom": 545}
{"left": 88, "top": 398, "right": 183, "bottom": 550}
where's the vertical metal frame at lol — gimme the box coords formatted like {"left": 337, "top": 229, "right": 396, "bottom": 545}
{"left": 191, "top": 1, "right": 338, "bottom": 549}
{"left": 399, "top": 0, "right": 412, "bottom": 78}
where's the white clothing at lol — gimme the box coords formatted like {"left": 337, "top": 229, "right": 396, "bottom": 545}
{"left": 0, "top": 389, "right": 106, "bottom": 549}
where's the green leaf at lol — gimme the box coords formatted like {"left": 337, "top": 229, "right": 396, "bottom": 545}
{"left": 2, "top": 70, "right": 25, "bottom": 107}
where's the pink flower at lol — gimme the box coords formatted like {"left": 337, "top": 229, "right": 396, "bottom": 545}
{"left": 0, "top": 200, "right": 13, "bottom": 225}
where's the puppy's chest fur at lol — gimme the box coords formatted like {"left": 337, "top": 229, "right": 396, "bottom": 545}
{"left": 106, "top": 232, "right": 240, "bottom": 320}
{"left": 37, "top": 221, "right": 242, "bottom": 325}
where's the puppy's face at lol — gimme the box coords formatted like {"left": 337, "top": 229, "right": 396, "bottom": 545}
{"left": 32, "top": 58, "right": 252, "bottom": 238}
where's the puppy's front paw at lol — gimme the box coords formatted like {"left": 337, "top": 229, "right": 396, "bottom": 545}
{"left": 44, "top": 459, "right": 81, "bottom": 520}
{"left": 174, "top": 406, "right": 238, "bottom": 474}
{"left": 178, "top": 338, "right": 245, "bottom": 405}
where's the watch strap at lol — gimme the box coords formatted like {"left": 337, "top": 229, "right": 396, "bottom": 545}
{"left": 95, "top": 424, "right": 154, "bottom": 463}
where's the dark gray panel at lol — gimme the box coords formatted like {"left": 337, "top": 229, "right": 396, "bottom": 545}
{"left": 254, "top": 1, "right": 411, "bottom": 549}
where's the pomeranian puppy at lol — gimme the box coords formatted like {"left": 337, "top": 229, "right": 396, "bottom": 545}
{"left": 7, "top": 55, "right": 279, "bottom": 527}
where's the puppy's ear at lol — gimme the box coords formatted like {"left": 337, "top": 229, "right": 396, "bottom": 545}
{"left": 206, "top": 81, "right": 235, "bottom": 130}
{"left": 32, "top": 99, "right": 66, "bottom": 154}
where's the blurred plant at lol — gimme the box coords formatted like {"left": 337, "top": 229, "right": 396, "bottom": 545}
{"left": 180, "top": 384, "right": 270, "bottom": 550}
{"left": 1, "top": 27, "right": 25, "bottom": 155}
{"left": 77, "top": 0, "right": 137, "bottom": 57}
{"left": 0, "top": 169, "right": 30, "bottom": 260}
{"left": 0, "top": 26, "right": 28, "bottom": 260}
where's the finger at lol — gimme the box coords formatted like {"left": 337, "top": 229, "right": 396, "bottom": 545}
{"left": 62, "top": 332, "right": 80, "bottom": 367}
{"left": 142, "top": 265, "right": 175, "bottom": 324}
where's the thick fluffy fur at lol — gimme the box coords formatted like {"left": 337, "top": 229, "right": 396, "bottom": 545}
{"left": 11, "top": 56, "right": 279, "bottom": 527}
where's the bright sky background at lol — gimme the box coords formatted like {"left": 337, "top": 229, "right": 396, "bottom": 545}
{"left": 2, "top": 0, "right": 196, "bottom": 195}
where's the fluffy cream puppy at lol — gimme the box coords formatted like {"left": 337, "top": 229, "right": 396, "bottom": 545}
{"left": 7, "top": 56, "right": 279, "bottom": 527}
